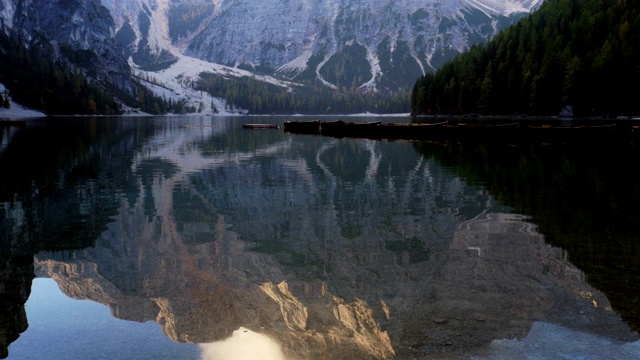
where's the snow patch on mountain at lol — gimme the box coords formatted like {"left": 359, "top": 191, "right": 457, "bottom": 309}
{"left": 0, "top": 83, "right": 46, "bottom": 119}
{"left": 133, "top": 49, "right": 299, "bottom": 115}
{"left": 0, "top": 0, "right": 16, "bottom": 30}
{"left": 361, "top": 45, "right": 382, "bottom": 92}
{"left": 462, "top": 0, "right": 541, "bottom": 16}
{"left": 93, "top": 0, "right": 543, "bottom": 111}
{"left": 277, "top": 49, "right": 314, "bottom": 75}
{"left": 182, "top": 0, "right": 542, "bottom": 93}
{"left": 101, "top": 0, "right": 170, "bottom": 57}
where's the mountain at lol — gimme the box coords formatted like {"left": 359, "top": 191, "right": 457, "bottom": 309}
{"left": 1, "top": 0, "right": 543, "bottom": 115}
{"left": 102, "top": 0, "right": 543, "bottom": 114}
{"left": 0, "top": 0, "right": 134, "bottom": 95}
{"left": 183, "top": 0, "right": 543, "bottom": 93}
{"left": 411, "top": 0, "right": 640, "bottom": 117}
{"left": 102, "top": 0, "right": 179, "bottom": 71}
{"left": 0, "top": 0, "right": 152, "bottom": 115}
{"left": 109, "top": 0, "right": 542, "bottom": 92}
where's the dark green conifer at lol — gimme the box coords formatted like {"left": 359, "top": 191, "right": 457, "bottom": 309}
{"left": 411, "top": 0, "right": 640, "bottom": 117}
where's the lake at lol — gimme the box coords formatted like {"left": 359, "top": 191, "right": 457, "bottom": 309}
{"left": 1, "top": 115, "right": 640, "bottom": 359}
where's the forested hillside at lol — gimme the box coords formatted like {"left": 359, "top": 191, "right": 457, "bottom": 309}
{"left": 196, "top": 73, "right": 410, "bottom": 115}
{"left": 0, "top": 32, "right": 120, "bottom": 115}
{"left": 411, "top": 0, "right": 640, "bottom": 117}
{"left": 0, "top": 32, "right": 191, "bottom": 116}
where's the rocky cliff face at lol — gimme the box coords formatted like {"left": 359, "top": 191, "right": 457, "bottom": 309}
{"left": 0, "top": 0, "right": 135, "bottom": 95}
{"left": 0, "top": 0, "right": 543, "bottom": 111}
{"left": 101, "top": 0, "right": 179, "bottom": 71}
{"left": 100, "top": 0, "right": 542, "bottom": 92}
{"left": 183, "top": 0, "right": 543, "bottom": 91}
{"left": 94, "top": 0, "right": 544, "bottom": 94}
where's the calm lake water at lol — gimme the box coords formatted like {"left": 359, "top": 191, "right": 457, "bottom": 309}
{"left": 1, "top": 115, "right": 640, "bottom": 359}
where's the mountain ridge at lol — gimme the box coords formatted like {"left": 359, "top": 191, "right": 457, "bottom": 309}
{"left": 180, "top": 0, "right": 542, "bottom": 92}
{"left": 0, "top": 0, "right": 543, "bottom": 115}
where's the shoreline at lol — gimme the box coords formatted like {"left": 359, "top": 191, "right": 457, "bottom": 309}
{"left": 4, "top": 106, "right": 640, "bottom": 123}
{"left": 412, "top": 114, "right": 640, "bottom": 122}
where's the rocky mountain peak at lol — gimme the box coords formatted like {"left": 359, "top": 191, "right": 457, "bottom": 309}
{"left": 101, "top": 0, "right": 543, "bottom": 93}
{"left": 0, "top": 0, "right": 543, "bottom": 113}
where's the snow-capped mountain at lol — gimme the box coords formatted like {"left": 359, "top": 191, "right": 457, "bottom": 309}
{"left": 0, "top": 0, "right": 543, "bottom": 114}
{"left": 185, "top": 0, "right": 543, "bottom": 91}
{"left": 104, "top": 0, "right": 542, "bottom": 94}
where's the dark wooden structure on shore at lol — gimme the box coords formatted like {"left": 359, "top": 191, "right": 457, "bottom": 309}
{"left": 281, "top": 119, "right": 640, "bottom": 144}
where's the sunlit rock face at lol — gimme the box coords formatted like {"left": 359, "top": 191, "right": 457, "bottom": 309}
{"left": 32, "top": 127, "right": 635, "bottom": 359}
{"left": 259, "top": 281, "right": 395, "bottom": 359}
{"left": 36, "top": 260, "right": 159, "bottom": 323}
{"left": 34, "top": 203, "right": 630, "bottom": 358}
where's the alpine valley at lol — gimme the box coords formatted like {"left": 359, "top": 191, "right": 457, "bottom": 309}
{"left": 0, "top": 0, "right": 543, "bottom": 115}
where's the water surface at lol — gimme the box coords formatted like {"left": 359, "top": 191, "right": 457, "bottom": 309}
{"left": 1, "top": 116, "right": 640, "bottom": 359}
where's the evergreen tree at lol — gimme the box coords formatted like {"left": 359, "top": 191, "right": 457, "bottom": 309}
{"left": 196, "top": 72, "right": 409, "bottom": 115}
{"left": 411, "top": 0, "right": 640, "bottom": 117}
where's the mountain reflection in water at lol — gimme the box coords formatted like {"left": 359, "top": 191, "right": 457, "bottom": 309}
{"left": 1, "top": 117, "right": 640, "bottom": 359}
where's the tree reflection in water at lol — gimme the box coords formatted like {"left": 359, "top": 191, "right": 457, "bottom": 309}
{"left": 1, "top": 117, "right": 640, "bottom": 359}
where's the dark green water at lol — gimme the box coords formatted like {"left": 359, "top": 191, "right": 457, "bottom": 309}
{"left": 1, "top": 116, "right": 640, "bottom": 359}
